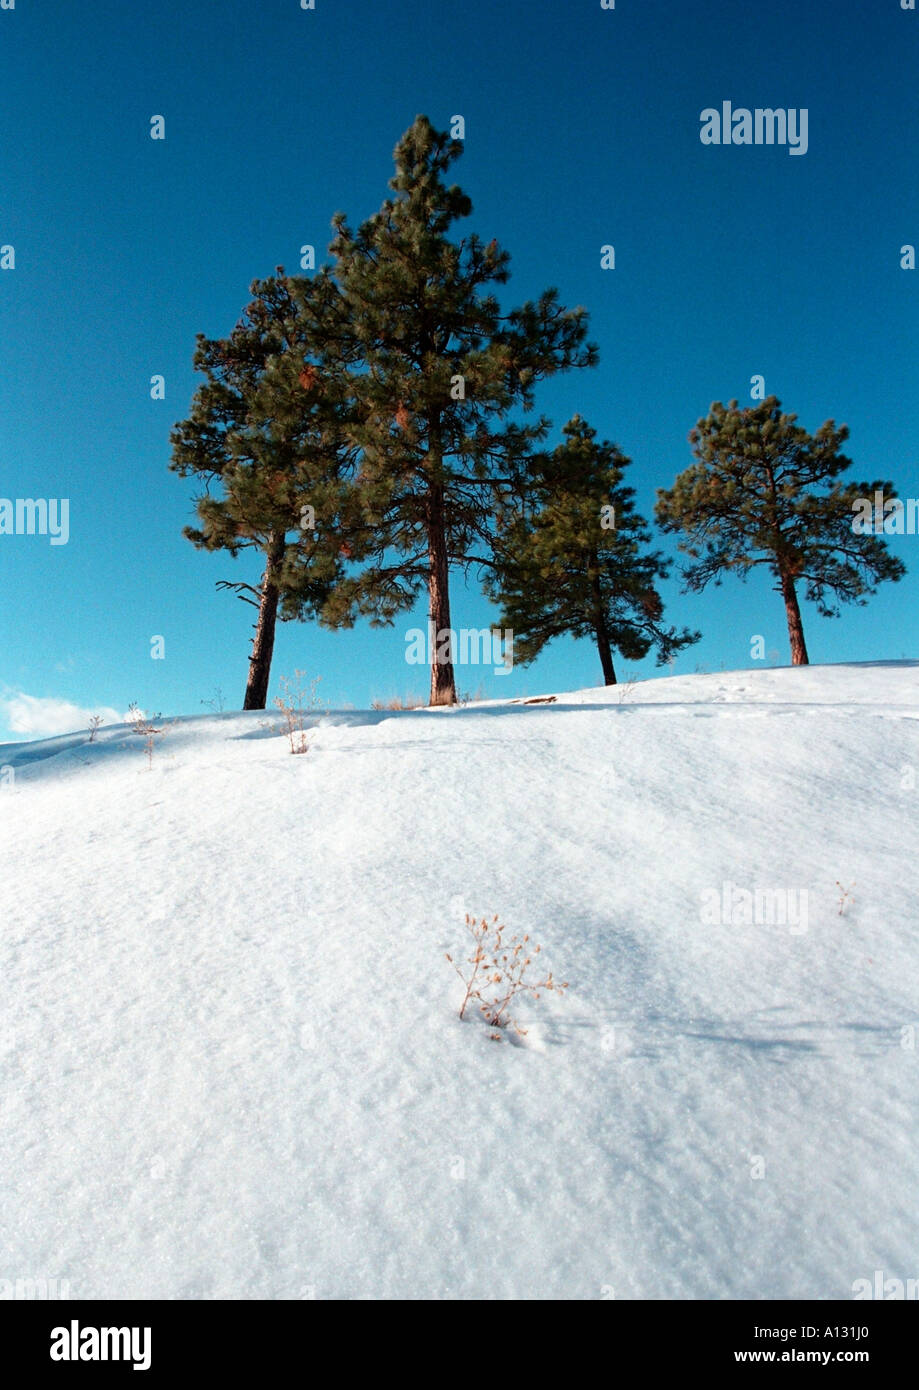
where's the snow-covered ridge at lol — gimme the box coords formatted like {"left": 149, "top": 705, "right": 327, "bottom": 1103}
{"left": 1, "top": 663, "right": 917, "bottom": 1298}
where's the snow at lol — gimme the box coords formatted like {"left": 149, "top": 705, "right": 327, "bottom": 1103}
{"left": 1, "top": 662, "right": 918, "bottom": 1300}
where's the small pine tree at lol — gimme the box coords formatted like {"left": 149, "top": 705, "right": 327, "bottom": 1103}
{"left": 487, "top": 415, "right": 699, "bottom": 684}
{"left": 655, "top": 397, "right": 905, "bottom": 665}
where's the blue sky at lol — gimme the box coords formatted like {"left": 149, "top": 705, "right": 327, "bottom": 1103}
{"left": 1, "top": 0, "right": 917, "bottom": 736}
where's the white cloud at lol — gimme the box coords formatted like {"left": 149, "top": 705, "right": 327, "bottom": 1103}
{"left": 1, "top": 693, "right": 125, "bottom": 739}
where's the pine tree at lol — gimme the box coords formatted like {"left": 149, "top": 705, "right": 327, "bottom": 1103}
{"left": 655, "top": 397, "right": 905, "bottom": 665}
{"left": 325, "top": 115, "right": 597, "bottom": 705}
{"left": 486, "top": 415, "right": 699, "bottom": 685}
{"left": 169, "top": 271, "right": 356, "bottom": 708}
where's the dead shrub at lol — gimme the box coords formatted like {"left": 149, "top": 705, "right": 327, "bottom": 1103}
{"left": 446, "top": 912, "right": 569, "bottom": 1040}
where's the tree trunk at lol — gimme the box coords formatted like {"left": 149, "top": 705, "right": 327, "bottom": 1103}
{"left": 590, "top": 562, "right": 617, "bottom": 685}
{"left": 596, "top": 626, "right": 617, "bottom": 685}
{"left": 427, "top": 484, "right": 456, "bottom": 706}
{"left": 243, "top": 536, "right": 285, "bottom": 709}
{"left": 780, "top": 570, "right": 809, "bottom": 666}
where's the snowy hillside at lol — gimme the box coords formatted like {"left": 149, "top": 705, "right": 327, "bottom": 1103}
{"left": 1, "top": 663, "right": 918, "bottom": 1300}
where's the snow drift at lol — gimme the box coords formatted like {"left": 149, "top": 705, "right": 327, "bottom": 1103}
{"left": 1, "top": 662, "right": 917, "bottom": 1299}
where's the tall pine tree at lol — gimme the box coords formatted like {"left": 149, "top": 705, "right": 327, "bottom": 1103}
{"left": 324, "top": 115, "right": 597, "bottom": 705}
{"left": 655, "top": 397, "right": 905, "bottom": 665}
{"left": 487, "top": 415, "right": 699, "bottom": 684}
{"left": 170, "top": 271, "right": 356, "bottom": 708}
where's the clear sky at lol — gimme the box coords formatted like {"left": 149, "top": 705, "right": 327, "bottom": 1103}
{"left": 1, "top": 0, "right": 917, "bottom": 737}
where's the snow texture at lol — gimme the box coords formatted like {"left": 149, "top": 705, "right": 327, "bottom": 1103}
{"left": 1, "top": 662, "right": 917, "bottom": 1299}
